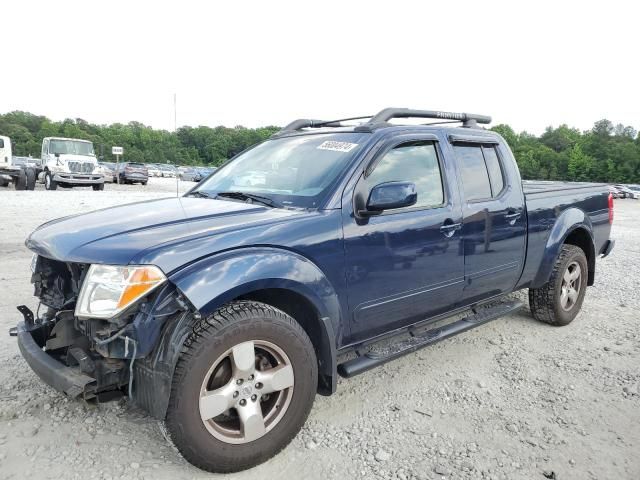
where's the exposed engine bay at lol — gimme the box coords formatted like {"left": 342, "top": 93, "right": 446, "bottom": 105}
{"left": 16, "top": 255, "right": 188, "bottom": 404}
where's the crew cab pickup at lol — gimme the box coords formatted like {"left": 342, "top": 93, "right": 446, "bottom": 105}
{"left": 11, "top": 108, "right": 614, "bottom": 473}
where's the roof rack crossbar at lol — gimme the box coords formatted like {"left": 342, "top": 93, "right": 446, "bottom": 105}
{"left": 273, "top": 115, "right": 374, "bottom": 137}
{"left": 367, "top": 108, "right": 491, "bottom": 128}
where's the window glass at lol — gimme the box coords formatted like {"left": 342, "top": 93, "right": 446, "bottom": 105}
{"left": 366, "top": 142, "right": 444, "bottom": 209}
{"left": 0, "top": 139, "right": 4, "bottom": 148}
{"left": 454, "top": 144, "right": 491, "bottom": 200}
{"left": 483, "top": 146, "right": 504, "bottom": 195}
{"left": 196, "top": 133, "right": 367, "bottom": 208}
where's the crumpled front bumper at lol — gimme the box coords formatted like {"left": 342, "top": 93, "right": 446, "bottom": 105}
{"left": 15, "top": 322, "right": 96, "bottom": 399}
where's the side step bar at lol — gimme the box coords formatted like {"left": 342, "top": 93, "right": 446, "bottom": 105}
{"left": 337, "top": 299, "right": 523, "bottom": 378}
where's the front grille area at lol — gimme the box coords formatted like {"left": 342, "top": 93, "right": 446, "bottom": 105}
{"left": 68, "top": 162, "right": 95, "bottom": 173}
{"left": 32, "top": 257, "right": 88, "bottom": 310}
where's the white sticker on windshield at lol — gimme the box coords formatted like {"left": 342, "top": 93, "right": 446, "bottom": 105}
{"left": 317, "top": 141, "right": 358, "bottom": 152}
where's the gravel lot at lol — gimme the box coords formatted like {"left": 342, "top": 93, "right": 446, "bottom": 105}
{"left": 0, "top": 179, "right": 638, "bottom": 480}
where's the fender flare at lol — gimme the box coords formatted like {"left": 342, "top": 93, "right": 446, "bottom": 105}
{"left": 531, "top": 207, "right": 595, "bottom": 288}
{"left": 170, "top": 247, "right": 341, "bottom": 389}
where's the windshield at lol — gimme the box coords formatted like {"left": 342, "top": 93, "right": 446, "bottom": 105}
{"left": 49, "top": 139, "right": 95, "bottom": 156}
{"left": 194, "top": 133, "right": 367, "bottom": 208}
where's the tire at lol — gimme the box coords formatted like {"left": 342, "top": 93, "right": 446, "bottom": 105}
{"left": 92, "top": 183, "right": 104, "bottom": 191}
{"left": 166, "top": 301, "right": 317, "bottom": 473}
{"left": 529, "top": 244, "right": 588, "bottom": 326}
{"left": 14, "top": 170, "right": 27, "bottom": 190}
{"left": 44, "top": 171, "right": 58, "bottom": 190}
{"left": 141, "top": 181, "right": 147, "bottom": 186}
{"left": 26, "top": 168, "right": 36, "bottom": 190}
{"left": 0, "top": 179, "right": 8, "bottom": 187}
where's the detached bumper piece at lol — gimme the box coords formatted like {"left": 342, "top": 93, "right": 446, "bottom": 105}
{"left": 16, "top": 321, "right": 97, "bottom": 399}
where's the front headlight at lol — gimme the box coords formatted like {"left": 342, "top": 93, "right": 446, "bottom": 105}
{"left": 75, "top": 264, "right": 166, "bottom": 319}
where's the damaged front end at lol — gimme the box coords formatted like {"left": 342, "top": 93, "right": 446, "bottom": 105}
{"left": 11, "top": 255, "right": 192, "bottom": 410}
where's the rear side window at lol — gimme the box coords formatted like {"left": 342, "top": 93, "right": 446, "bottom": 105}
{"left": 0, "top": 139, "right": 4, "bottom": 148}
{"left": 454, "top": 144, "right": 505, "bottom": 201}
{"left": 454, "top": 145, "right": 491, "bottom": 200}
{"left": 482, "top": 146, "right": 504, "bottom": 194}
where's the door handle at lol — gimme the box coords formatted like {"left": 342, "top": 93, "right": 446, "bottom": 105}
{"left": 440, "top": 222, "right": 462, "bottom": 237}
{"left": 504, "top": 210, "right": 522, "bottom": 224}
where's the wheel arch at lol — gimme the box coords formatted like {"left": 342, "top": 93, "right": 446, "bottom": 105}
{"left": 532, "top": 207, "right": 596, "bottom": 288}
{"left": 169, "top": 247, "right": 342, "bottom": 396}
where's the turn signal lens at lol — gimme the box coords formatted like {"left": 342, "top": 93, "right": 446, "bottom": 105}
{"left": 75, "top": 264, "right": 166, "bottom": 319}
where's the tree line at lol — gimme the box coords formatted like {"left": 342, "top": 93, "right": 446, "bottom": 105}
{"left": 1, "top": 111, "right": 639, "bottom": 183}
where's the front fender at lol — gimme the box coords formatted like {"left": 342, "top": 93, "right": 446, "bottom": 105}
{"left": 168, "top": 247, "right": 342, "bottom": 395}
{"left": 532, "top": 207, "right": 595, "bottom": 288}
{"left": 170, "top": 247, "right": 341, "bottom": 325}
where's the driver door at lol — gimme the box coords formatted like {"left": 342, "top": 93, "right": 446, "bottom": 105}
{"left": 342, "top": 136, "right": 465, "bottom": 343}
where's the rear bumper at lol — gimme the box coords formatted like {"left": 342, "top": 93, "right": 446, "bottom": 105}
{"left": 600, "top": 239, "right": 615, "bottom": 258}
{"left": 16, "top": 322, "right": 96, "bottom": 399}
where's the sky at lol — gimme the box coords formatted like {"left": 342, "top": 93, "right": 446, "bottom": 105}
{"left": 2, "top": 0, "right": 638, "bottom": 135}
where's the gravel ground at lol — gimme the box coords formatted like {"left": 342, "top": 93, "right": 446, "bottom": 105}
{"left": 0, "top": 179, "right": 638, "bottom": 480}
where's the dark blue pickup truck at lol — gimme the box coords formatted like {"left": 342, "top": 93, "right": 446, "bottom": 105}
{"left": 12, "top": 108, "right": 614, "bottom": 472}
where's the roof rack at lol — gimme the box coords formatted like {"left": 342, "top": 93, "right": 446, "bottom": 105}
{"left": 361, "top": 108, "right": 491, "bottom": 129}
{"left": 272, "top": 108, "right": 491, "bottom": 137}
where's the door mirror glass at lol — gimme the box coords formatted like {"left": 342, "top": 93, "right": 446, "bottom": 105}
{"left": 366, "top": 181, "right": 417, "bottom": 213}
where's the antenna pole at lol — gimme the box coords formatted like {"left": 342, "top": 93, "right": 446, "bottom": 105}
{"left": 174, "top": 93, "right": 179, "bottom": 197}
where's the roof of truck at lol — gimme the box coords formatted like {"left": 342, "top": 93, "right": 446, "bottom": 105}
{"left": 44, "top": 137, "right": 93, "bottom": 143}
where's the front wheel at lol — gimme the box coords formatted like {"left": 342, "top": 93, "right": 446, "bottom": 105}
{"left": 166, "top": 301, "right": 317, "bottom": 473}
{"left": 529, "top": 244, "right": 588, "bottom": 326}
{"left": 92, "top": 183, "right": 104, "bottom": 191}
{"left": 44, "top": 171, "right": 57, "bottom": 190}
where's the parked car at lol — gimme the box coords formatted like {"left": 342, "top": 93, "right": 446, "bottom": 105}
{"left": 158, "top": 165, "right": 176, "bottom": 178}
{"left": 626, "top": 185, "right": 640, "bottom": 198}
{"left": 12, "top": 108, "right": 614, "bottom": 473}
{"left": 609, "top": 185, "right": 624, "bottom": 199}
{"left": 179, "top": 167, "right": 201, "bottom": 182}
{"left": 96, "top": 162, "right": 115, "bottom": 182}
{"left": 198, "top": 166, "right": 217, "bottom": 179}
{"left": 614, "top": 184, "right": 638, "bottom": 199}
{"left": 147, "top": 164, "right": 163, "bottom": 177}
{"left": 114, "top": 162, "right": 148, "bottom": 185}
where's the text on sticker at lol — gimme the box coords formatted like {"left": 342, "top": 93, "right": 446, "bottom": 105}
{"left": 317, "top": 141, "right": 359, "bottom": 152}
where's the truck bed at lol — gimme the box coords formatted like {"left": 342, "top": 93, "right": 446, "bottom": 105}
{"left": 518, "top": 180, "right": 611, "bottom": 290}
{"left": 522, "top": 180, "right": 607, "bottom": 196}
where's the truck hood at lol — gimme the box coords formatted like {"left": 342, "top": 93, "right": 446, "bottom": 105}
{"left": 26, "top": 197, "right": 306, "bottom": 271}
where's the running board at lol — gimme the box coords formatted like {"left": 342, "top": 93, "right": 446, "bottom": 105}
{"left": 337, "top": 299, "right": 523, "bottom": 378}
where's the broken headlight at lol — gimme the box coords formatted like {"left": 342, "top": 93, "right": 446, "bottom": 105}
{"left": 75, "top": 265, "right": 166, "bottom": 319}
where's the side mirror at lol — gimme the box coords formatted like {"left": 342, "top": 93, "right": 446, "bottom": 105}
{"left": 362, "top": 181, "right": 417, "bottom": 216}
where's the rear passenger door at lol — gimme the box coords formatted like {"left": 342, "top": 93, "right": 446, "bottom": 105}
{"left": 452, "top": 139, "right": 526, "bottom": 304}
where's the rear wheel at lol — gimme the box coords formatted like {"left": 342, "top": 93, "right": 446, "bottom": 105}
{"left": 14, "top": 170, "right": 27, "bottom": 190}
{"left": 529, "top": 244, "right": 588, "bottom": 326}
{"left": 44, "top": 171, "right": 57, "bottom": 190}
{"left": 166, "top": 301, "right": 317, "bottom": 473}
{"left": 26, "top": 168, "right": 36, "bottom": 190}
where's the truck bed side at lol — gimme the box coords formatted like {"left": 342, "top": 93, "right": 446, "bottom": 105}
{"left": 518, "top": 181, "right": 611, "bottom": 289}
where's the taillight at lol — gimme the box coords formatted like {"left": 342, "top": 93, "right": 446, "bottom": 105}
{"left": 608, "top": 193, "right": 614, "bottom": 224}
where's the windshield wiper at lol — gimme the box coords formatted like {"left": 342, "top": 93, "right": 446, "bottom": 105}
{"left": 185, "top": 190, "right": 215, "bottom": 199}
{"left": 215, "top": 191, "right": 281, "bottom": 208}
